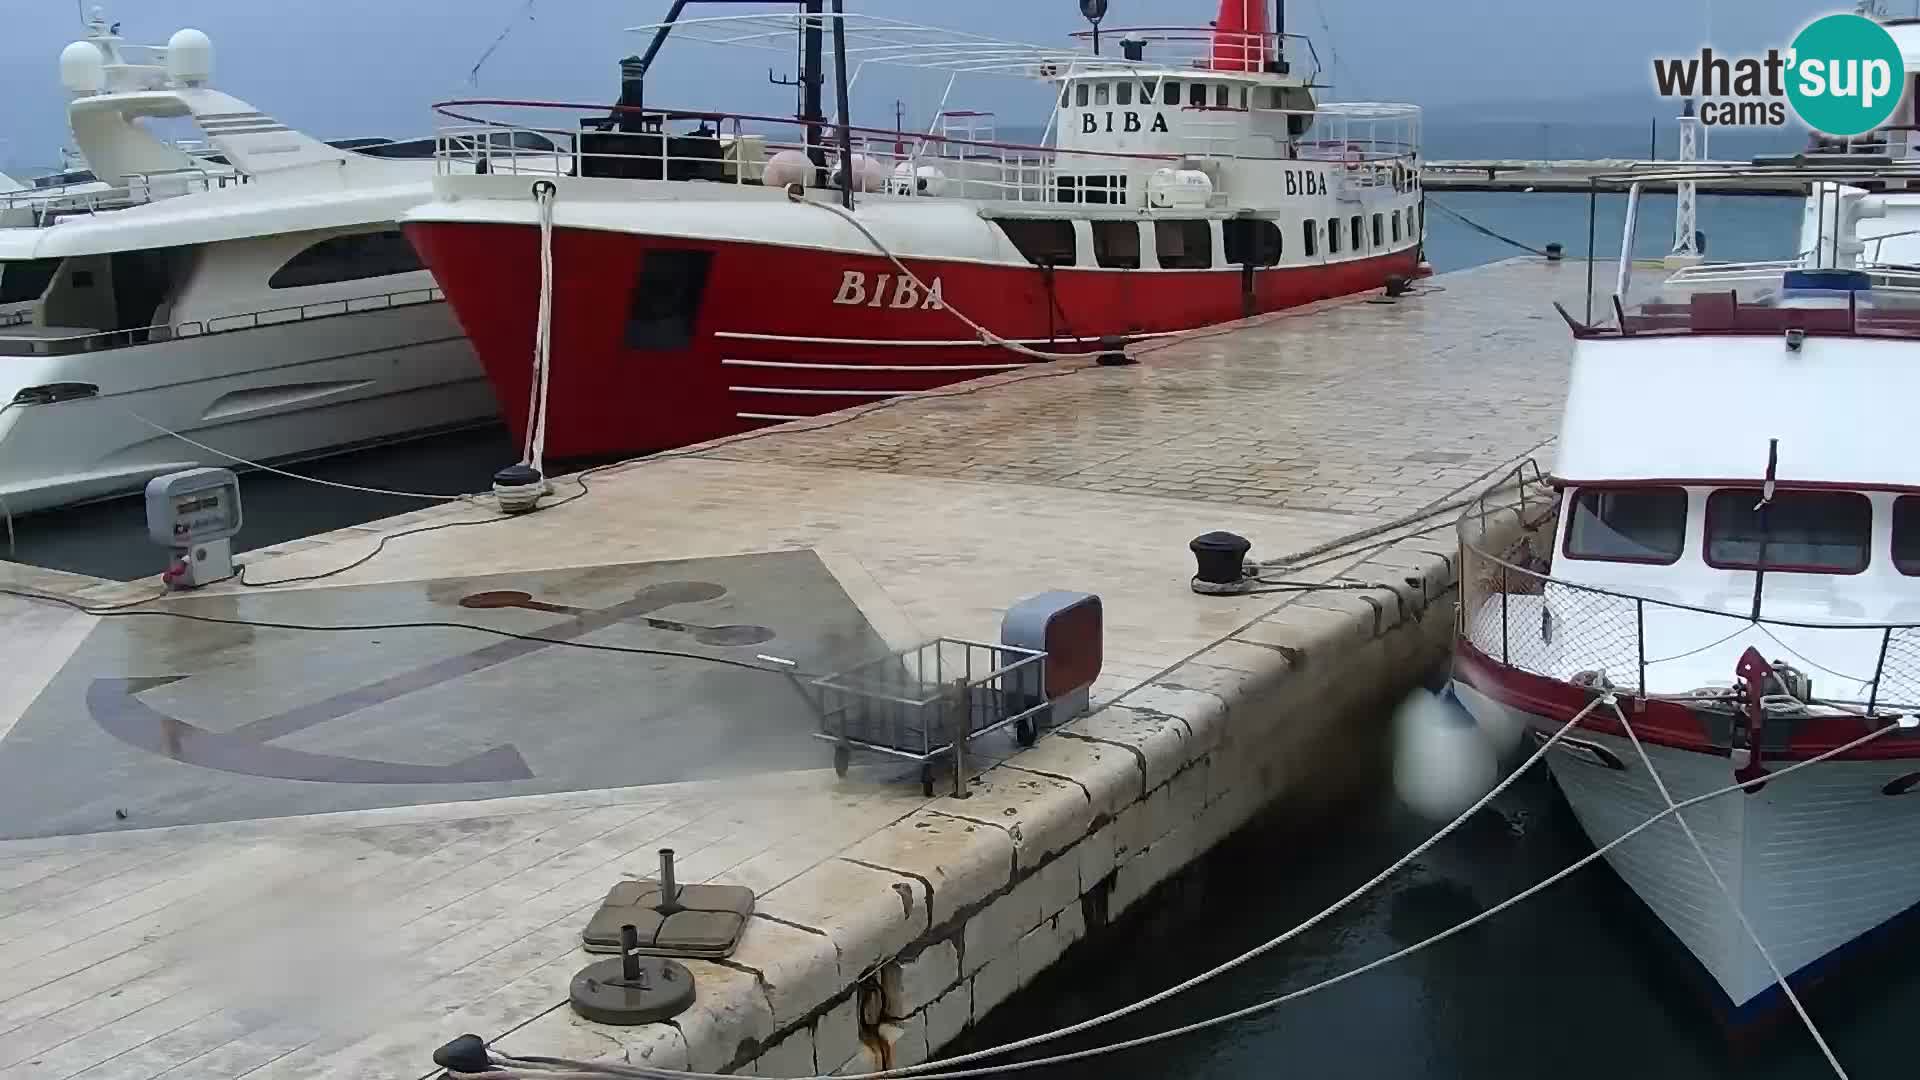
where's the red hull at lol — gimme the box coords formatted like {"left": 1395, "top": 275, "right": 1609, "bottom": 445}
{"left": 406, "top": 222, "right": 1421, "bottom": 459}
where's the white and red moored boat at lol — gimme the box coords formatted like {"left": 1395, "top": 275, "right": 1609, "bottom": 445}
{"left": 1452, "top": 157, "right": 1920, "bottom": 1028}
{"left": 399, "top": 1, "right": 1425, "bottom": 460}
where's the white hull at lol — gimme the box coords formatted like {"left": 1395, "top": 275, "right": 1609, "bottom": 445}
{"left": 0, "top": 300, "right": 493, "bottom": 514}
{"left": 1453, "top": 680, "right": 1920, "bottom": 1013}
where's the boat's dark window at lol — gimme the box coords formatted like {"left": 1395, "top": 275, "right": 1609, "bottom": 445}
{"left": 1095, "top": 82, "right": 1110, "bottom": 106}
{"left": 1075, "top": 83, "right": 1090, "bottom": 107}
{"left": 1350, "top": 215, "right": 1363, "bottom": 251}
{"left": 1302, "top": 219, "right": 1318, "bottom": 257}
{"left": 1392, "top": 212, "right": 1402, "bottom": 243}
{"left": 1140, "top": 81, "right": 1156, "bottom": 104}
{"left": 1081, "top": 174, "right": 1111, "bottom": 206}
{"left": 1189, "top": 83, "right": 1207, "bottom": 107}
{"left": 1224, "top": 218, "right": 1282, "bottom": 266}
{"left": 1092, "top": 221, "right": 1141, "bottom": 269}
{"left": 1239, "top": 86, "right": 1251, "bottom": 109}
{"left": 1155, "top": 220, "right": 1213, "bottom": 269}
{"left": 268, "top": 230, "right": 423, "bottom": 289}
{"left": 1265, "top": 87, "right": 1285, "bottom": 109}
{"left": 1060, "top": 84, "right": 1069, "bottom": 107}
{"left": 1163, "top": 81, "right": 1180, "bottom": 105}
{"left": 1894, "top": 497, "right": 1920, "bottom": 576}
{"left": 1214, "top": 84, "right": 1230, "bottom": 109}
{"left": 1564, "top": 487, "right": 1688, "bottom": 564}
{"left": 1566, "top": 484, "right": 1689, "bottom": 557}
{"left": 997, "top": 219, "right": 1078, "bottom": 267}
{"left": 626, "top": 249, "right": 712, "bottom": 351}
{"left": 355, "top": 137, "right": 439, "bottom": 159}
{"left": 1116, "top": 81, "right": 1133, "bottom": 106}
{"left": 1705, "top": 489, "right": 1870, "bottom": 573}
{"left": 1326, "top": 217, "right": 1341, "bottom": 254}
{"left": 0, "top": 258, "right": 61, "bottom": 304}
{"left": 1372, "top": 213, "right": 1385, "bottom": 247}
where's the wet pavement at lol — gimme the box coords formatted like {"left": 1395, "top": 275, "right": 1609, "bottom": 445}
{"left": 0, "top": 552, "right": 885, "bottom": 839}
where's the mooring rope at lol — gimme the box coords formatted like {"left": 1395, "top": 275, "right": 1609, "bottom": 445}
{"left": 1426, "top": 197, "right": 1551, "bottom": 258}
{"left": 1606, "top": 696, "right": 1849, "bottom": 1078}
{"left": 523, "top": 179, "right": 558, "bottom": 481}
{"left": 791, "top": 191, "right": 1116, "bottom": 363}
{"left": 448, "top": 713, "right": 1905, "bottom": 1080}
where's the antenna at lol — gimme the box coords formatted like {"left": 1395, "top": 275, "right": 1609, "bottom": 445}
{"left": 468, "top": 0, "right": 538, "bottom": 88}
{"left": 1078, "top": 0, "right": 1108, "bottom": 55}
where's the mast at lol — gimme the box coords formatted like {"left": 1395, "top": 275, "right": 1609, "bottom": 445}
{"left": 831, "top": 0, "right": 854, "bottom": 209}
{"left": 802, "top": 0, "right": 826, "bottom": 177}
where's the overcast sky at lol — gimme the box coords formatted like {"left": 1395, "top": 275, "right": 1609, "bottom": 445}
{"left": 0, "top": 0, "right": 1888, "bottom": 172}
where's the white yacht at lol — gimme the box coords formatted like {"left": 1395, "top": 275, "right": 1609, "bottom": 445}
{"left": 0, "top": 15, "right": 546, "bottom": 515}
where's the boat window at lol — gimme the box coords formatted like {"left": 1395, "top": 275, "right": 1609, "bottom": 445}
{"left": 1155, "top": 220, "right": 1212, "bottom": 269}
{"left": 1350, "top": 216, "right": 1363, "bottom": 251}
{"left": 1302, "top": 219, "right": 1318, "bottom": 257}
{"left": 997, "top": 219, "right": 1078, "bottom": 267}
{"left": 0, "top": 258, "right": 61, "bottom": 305}
{"left": 1564, "top": 487, "right": 1687, "bottom": 564}
{"left": 1214, "top": 84, "right": 1230, "bottom": 109}
{"left": 1372, "top": 213, "right": 1385, "bottom": 247}
{"left": 1705, "top": 489, "right": 1871, "bottom": 574}
{"left": 1224, "top": 218, "right": 1283, "bottom": 266}
{"left": 1060, "top": 84, "right": 1069, "bottom": 107}
{"left": 269, "top": 230, "right": 424, "bottom": 289}
{"left": 1095, "top": 82, "right": 1110, "bottom": 106}
{"left": 1140, "top": 81, "right": 1156, "bottom": 104}
{"left": 1894, "top": 497, "right": 1920, "bottom": 575}
{"left": 1076, "top": 83, "right": 1090, "bottom": 107}
{"left": 1189, "top": 83, "right": 1207, "bottom": 107}
{"left": 1265, "top": 87, "right": 1285, "bottom": 109}
{"left": 1117, "top": 82, "right": 1133, "bottom": 106}
{"left": 1079, "top": 175, "right": 1106, "bottom": 205}
{"left": 1092, "top": 221, "right": 1142, "bottom": 269}
{"left": 1326, "top": 217, "right": 1341, "bottom": 254}
{"left": 1392, "top": 212, "right": 1402, "bottom": 243}
{"left": 626, "top": 249, "right": 712, "bottom": 351}
{"left": 1239, "top": 87, "right": 1251, "bottom": 110}
{"left": 1163, "top": 81, "right": 1180, "bottom": 105}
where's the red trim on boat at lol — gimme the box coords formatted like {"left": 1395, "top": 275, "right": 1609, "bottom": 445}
{"left": 1453, "top": 639, "right": 1920, "bottom": 761}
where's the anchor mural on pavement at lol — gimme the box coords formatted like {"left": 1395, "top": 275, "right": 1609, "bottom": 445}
{"left": 85, "top": 580, "right": 775, "bottom": 785}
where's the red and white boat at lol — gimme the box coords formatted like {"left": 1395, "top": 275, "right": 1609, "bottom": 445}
{"left": 1452, "top": 158, "right": 1920, "bottom": 1028}
{"left": 399, "top": 2, "right": 1425, "bottom": 460}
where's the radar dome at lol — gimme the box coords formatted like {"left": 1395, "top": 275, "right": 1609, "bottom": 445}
{"left": 166, "top": 29, "right": 213, "bottom": 86}
{"left": 59, "top": 41, "right": 106, "bottom": 95}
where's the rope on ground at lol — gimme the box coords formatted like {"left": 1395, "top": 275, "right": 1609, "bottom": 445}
{"left": 449, "top": 715, "right": 1906, "bottom": 1080}
{"left": 1426, "top": 197, "right": 1551, "bottom": 258}
{"left": 1605, "top": 697, "right": 1850, "bottom": 1078}
{"left": 1255, "top": 436, "right": 1559, "bottom": 570}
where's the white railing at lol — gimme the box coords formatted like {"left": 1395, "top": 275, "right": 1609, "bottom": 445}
{"left": 0, "top": 167, "right": 244, "bottom": 223}
{"left": 0, "top": 286, "right": 443, "bottom": 357}
{"left": 433, "top": 99, "right": 1424, "bottom": 211}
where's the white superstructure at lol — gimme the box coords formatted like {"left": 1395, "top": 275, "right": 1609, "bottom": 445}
{"left": 0, "top": 12, "right": 550, "bottom": 514}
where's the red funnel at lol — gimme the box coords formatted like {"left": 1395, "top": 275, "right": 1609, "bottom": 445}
{"left": 1210, "top": 0, "right": 1270, "bottom": 72}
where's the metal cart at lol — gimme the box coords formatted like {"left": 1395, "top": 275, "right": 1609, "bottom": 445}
{"left": 764, "top": 638, "right": 1049, "bottom": 797}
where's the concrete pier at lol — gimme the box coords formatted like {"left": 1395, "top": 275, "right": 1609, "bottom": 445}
{"left": 0, "top": 258, "right": 1582, "bottom": 1079}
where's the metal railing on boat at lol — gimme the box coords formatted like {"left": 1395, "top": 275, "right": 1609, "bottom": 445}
{"left": 0, "top": 285, "right": 444, "bottom": 357}
{"left": 429, "top": 99, "right": 1421, "bottom": 211}
{"left": 1459, "top": 461, "right": 1920, "bottom": 715}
